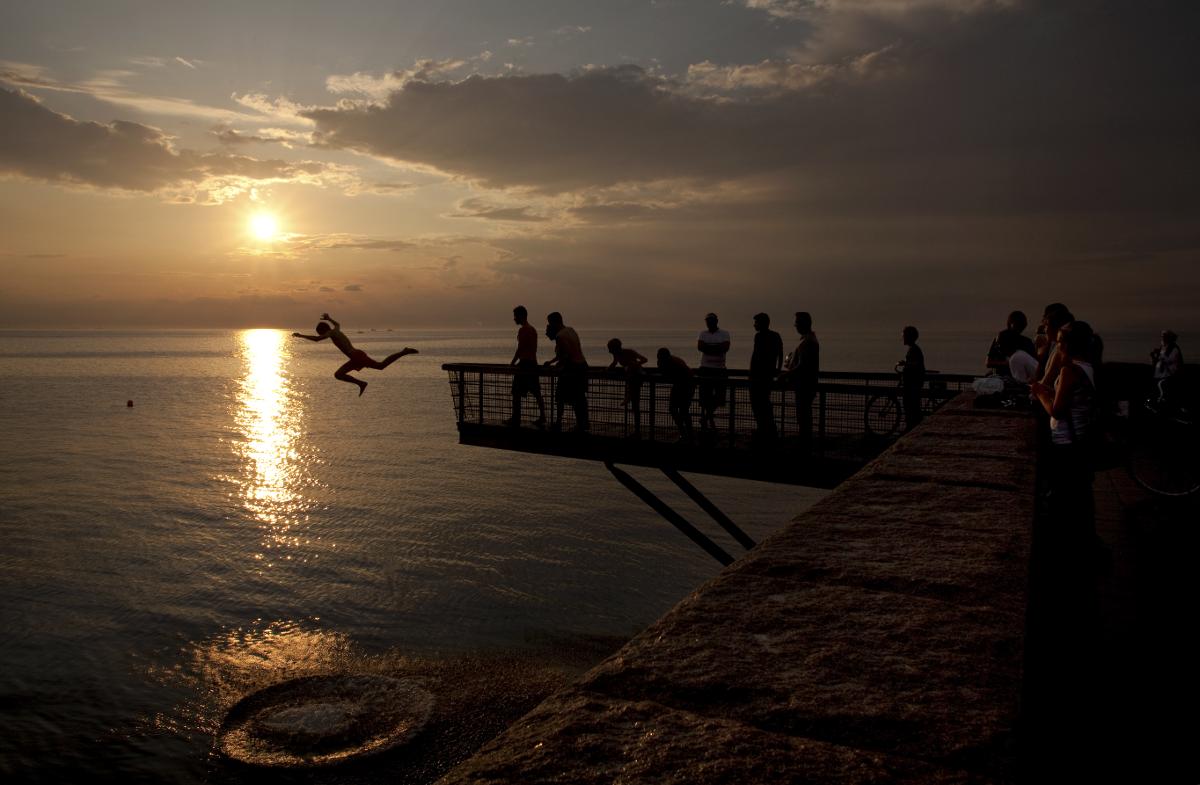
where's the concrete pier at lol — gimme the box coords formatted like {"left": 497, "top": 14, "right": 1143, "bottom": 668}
{"left": 439, "top": 395, "right": 1037, "bottom": 784}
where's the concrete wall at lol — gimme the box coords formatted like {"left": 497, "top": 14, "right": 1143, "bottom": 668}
{"left": 439, "top": 394, "right": 1037, "bottom": 784}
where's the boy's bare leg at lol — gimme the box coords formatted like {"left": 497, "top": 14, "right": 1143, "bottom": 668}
{"left": 375, "top": 348, "right": 419, "bottom": 369}
{"left": 335, "top": 361, "right": 368, "bottom": 396}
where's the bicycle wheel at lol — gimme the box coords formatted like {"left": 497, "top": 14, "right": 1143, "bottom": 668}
{"left": 865, "top": 394, "right": 901, "bottom": 438}
{"left": 1129, "top": 420, "right": 1200, "bottom": 497}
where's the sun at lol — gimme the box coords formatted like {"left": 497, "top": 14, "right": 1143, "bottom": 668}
{"left": 249, "top": 212, "right": 280, "bottom": 242}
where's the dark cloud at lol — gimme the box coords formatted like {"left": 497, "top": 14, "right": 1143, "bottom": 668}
{"left": 319, "top": 286, "right": 336, "bottom": 292}
{"left": 0, "top": 88, "right": 328, "bottom": 194}
{"left": 303, "top": 0, "right": 1198, "bottom": 215}
{"left": 343, "top": 283, "right": 363, "bottom": 292}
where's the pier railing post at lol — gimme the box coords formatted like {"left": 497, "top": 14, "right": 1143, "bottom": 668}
{"left": 456, "top": 373, "right": 466, "bottom": 424}
{"left": 818, "top": 389, "right": 827, "bottom": 454}
{"left": 477, "top": 372, "right": 484, "bottom": 424}
{"left": 649, "top": 379, "right": 657, "bottom": 442}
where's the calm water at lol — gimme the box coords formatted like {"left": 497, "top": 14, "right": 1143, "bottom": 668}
{"left": 0, "top": 326, "right": 1162, "bottom": 782}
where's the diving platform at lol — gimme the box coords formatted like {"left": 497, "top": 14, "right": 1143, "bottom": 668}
{"left": 442, "top": 363, "right": 975, "bottom": 488}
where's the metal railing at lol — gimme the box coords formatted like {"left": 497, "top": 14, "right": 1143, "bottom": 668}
{"left": 443, "top": 363, "right": 975, "bottom": 450}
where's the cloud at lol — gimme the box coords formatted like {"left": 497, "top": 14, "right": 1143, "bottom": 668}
{"left": 0, "top": 60, "right": 254, "bottom": 123}
{"left": 343, "top": 283, "right": 363, "bottom": 292}
{"left": 552, "top": 25, "right": 592, "bottom": 36}
{"left": 300, "top": 1, "right": 1199, "bottom": 215}
{"left": 507, "top": 36, "right": 535, "bottom": 47}
{"left": 324, "top": 53, "right": 495, "bottom": 103}
{"left": 449, "top": 197, "right": 549, "bottom": 222}
{"left": 212, "top": 126, "right": 309, "bottom": 147}
{"left": 231, "top": 92, "right": 315, "bottom": 126}
{"left": 0, "top": 88, "right": 333, "bottom": 201}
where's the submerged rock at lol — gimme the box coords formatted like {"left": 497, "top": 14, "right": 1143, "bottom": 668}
{"left": 217, "top": 674, "right": 434, "bottom": 767}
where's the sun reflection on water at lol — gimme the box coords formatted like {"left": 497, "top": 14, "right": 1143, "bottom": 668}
{"left": 232, "top": 329, "right": 317, "bottom": 564}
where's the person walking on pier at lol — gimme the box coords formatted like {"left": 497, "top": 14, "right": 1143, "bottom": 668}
{"left": 607, "top": 338, "right": 648, "bottom": 437}
{"left": 657, "top": 348, "right": 695, "bottom": 442}
{"left": 899, "top": 325, "right": 926, "bottom": 431}
{"left": 545, "top": 312, "right": 589, "bottom": 432}
{"left": 780, "top": 311, "right": 819, "bottom": 450}
{"left": 696, "top": 312, "right": 730, "bottom": 435}
{"left": 504, "top": 305, "right": 546, "bottom": 427}
{"left": 750, "top": 313, "right": 783, "bottom": 442}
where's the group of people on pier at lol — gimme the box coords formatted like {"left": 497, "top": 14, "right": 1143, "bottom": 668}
{"left": 500, "top": 306, "right": 929, "bottom": 448}
{"left": 984, "top": 303, "right": 1185, "bottom": 552}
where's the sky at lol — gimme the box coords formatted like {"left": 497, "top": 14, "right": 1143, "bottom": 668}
{"left": 1, "top": 0, "right": 1197, "bottom": 332}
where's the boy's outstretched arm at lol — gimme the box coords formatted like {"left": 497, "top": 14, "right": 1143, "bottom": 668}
{"left": 321, "top": 313, "right": 340, "bottom": 329}
{"left": 292, "top": 332, "right": 327, "bottom": 342}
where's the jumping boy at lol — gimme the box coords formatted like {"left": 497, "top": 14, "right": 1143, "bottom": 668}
{"left": 292, "top": 313, "right": 418, "bottom": 395}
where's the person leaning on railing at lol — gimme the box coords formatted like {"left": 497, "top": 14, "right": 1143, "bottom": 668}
{"left": 657, "top": 348, "right": 695, "bottom": 443}
{"left": 608, "top": 338, "right": 648, "bottom": 437}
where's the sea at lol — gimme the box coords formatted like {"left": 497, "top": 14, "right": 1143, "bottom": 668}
{"left": 0, "top": 326, "right": 1164, "bottom": 782}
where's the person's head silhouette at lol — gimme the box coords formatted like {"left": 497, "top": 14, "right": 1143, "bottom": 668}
{"left": 316, "top": 322, "right": 331, "bottom": 335}
{"left": 705, "top": 312, "right": 718, "bottom": 331}
{"left": 513, "top": 305, "right": 528, "bottom": 324}
{"left": 903, "top": 325, "right": 919, "bottom": 345}
{"left": 794, "top": 312, "right": 812, "bottom": 334}
{"left": 753, "top": 313, "right": 770, "bottom": 332}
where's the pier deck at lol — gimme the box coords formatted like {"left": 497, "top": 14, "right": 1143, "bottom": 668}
{"left": 442, "top": 364, "right": 975, "bottom": 487}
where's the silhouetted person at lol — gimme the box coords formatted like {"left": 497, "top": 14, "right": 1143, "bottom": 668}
{"left": 780, "top": 311, "right": 819, "bottom": 449}
{"left": 607, "top": 338, "right": 648, "bottom": 437}
{"left": 749, "top": 312, "right": 783, "bottom": 441}
{"left": 292, "top": 313, "right": 417, "bottom": 396}
{"left": 1036, "top": 306, "right": 1075, "bottom": 388}
{"left": 899, "top": 325, "right": 926, "bottom": 431}
{"left": 1036, "top": 303, "right": 1072, "bottom": 383}
{"left": 1151, "top": 330, "right": 1183, "bottom": 405}
{"left": 657, "top": 348, "right": 695, "bottom": 442}
{"left": 505, "top": 305, "right": 546, "bottom": 427}
{"left": 1032, "top": 320, "right": 1098, "bottom": 544}
{"left": 986, "top": 310, "right": 1036, "bottom": 377}
{"left": 545, "top": 312, "right": 588, "bottom": 432}
{"left": 696, "top": 312, "right": 730, "bottom": 433}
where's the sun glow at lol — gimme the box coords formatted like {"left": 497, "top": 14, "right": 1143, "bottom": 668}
{"left": 249, "top": 212, "right": 280, "bottom": 242}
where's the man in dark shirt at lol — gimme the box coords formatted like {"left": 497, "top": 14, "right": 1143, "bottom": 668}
{"left": 780, "top": 311, "right": 820, "bottom": 450}
{"left": 900, "top": 325, "right": 926, "bottom": 431}
{"left": 986, "top": 311, "right": 1036, "bottom": 377}
{"left": 749, "top": 312, "right": 783, "bottom": 441}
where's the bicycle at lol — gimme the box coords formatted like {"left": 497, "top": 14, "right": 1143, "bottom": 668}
{"left": 863, "top": 366, "right": 946, "bottom": 438}
{"left": 1127, "top": 399, "right": 1199, "bottom": 497}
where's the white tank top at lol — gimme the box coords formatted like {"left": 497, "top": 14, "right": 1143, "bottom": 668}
{"left": 1050, "top": 360, "right": 1095, "bottom": 445}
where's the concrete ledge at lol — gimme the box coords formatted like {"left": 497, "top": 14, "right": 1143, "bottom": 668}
{"left": 439, "top": 394, "right": 1037, "bottom": 784}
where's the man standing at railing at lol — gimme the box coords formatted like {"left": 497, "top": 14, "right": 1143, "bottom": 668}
{"left": 781, "top": 311, "right": 819, "bottom": 451}
{"left": 750, "top": 313, "right": 784, "bottom": 442}
{"left": 899, "top": 325, "right": 926, "bottom": 431}
{"left": 696, "top": 312, "right": 731, "bottom": 435}
{"left": 545, "top": 312, "right": 589, "bottom": 433}
{"left": 504, "top": 305, "right": 546, "bottom": 428}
